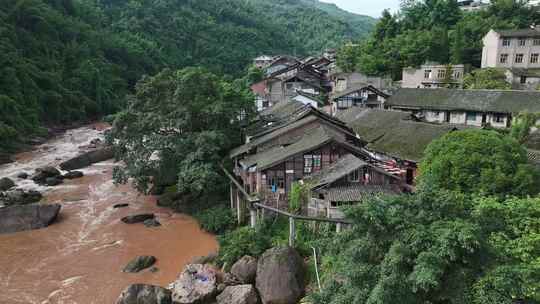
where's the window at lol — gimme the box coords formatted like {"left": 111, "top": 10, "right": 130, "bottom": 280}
{"left": 500, "top": 54, "right": 509, "bottom": 64}
{"left": 518, "top": 38, "right": 527, "bottom": 47}
{"left": 520, "top": 76, "right": 527, "bottom": 84}
{"left": 424, "top": 69, "right": 432, "bottom": 79}
{"left": 466, "top": 112, "right": 477, "bottom": 121}
{"left": 313, "top": 155, "right": 321, "bottom": 170}
{"left": 348, "top": 169, "right": 360, "bottom": 182}
{"left": 534, "top": 38, "right": 540, "bottom": 46}
{"left": 494, "top": 114, "right": 505, "bottom": 123}
{"left": 277, "top": 177, "right": 285, "bottom": 189}
{"left": 531, "top": 53, "right": 539, "bottom": 64}
{"left": 453, "top": 71, "right": 461, "bottom": 79}
{"left": 286, "top": 83, "right": 294, "bottom": 90}
{"left": 437, "top": 69, "right": 446, "bottom": 79}
{"left": 502, "top": 38, "right": 511, "bottom": 47}
{"left": 515, "top": 53, "right": 524, "bottom": 63}
{"left": 304, "top": 155, "right": 313, "bottom": 174}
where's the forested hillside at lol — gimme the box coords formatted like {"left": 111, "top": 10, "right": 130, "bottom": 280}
{"left": 0, "top": 0, "right": 375, "bottom": 149}
{"left": 338, "top": 0, "right": 540, "bottom": 79}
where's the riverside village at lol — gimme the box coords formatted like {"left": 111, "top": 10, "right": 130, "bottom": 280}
{"left": 1, "top": 1, "right": 540, "bottom": 304}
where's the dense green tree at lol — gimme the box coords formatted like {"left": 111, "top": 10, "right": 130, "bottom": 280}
{"left": 339, "top": 0, "right": 540, "bottom": 79}
{"left": 310, "top": 189, "right": 540, "bottom": 304}
{"left": 419, "top": 129, "right": 539, "bottom": 197}
{"left": 109, "top": 68, "right": 254, "bottom": 195}
{"left": 463, "top": 68, "right": 512, "bottom": 89}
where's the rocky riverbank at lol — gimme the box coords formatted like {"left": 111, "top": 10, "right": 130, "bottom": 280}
{"left": 116, "top": 246, "right": 307, "bottom": 304}
{"left": 0, "top": 124, "right": 218, "bottom": 303}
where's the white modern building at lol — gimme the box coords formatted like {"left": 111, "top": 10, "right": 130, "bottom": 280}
{"left": 401, "top": 63, "right": 469, "bottom": 89}
{"left": 482, "top": 27, "right": 540, "bottom": 69}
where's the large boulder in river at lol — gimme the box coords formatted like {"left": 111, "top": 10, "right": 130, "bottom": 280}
{"left": 0, "top": 203, "right": 61, "bottom": 234}
{"left": 123, "top": 256, "right": 157, "bottom": 273}
{"left": 63, "top": 171, "right": 84, "bottom": 179}
{"left": 2, "top": 189, "right": 42, "bottom": 206}
{"left": 216, "top": 285, "right": 259, "bottom": 304}
{"left": 116, "top": 284, "right": 172, "bottom": 304}
{"left": 31, "top": 166, "right": 61, "bottom": 184}
{"left": 171, "top": 264, "right": 217, "bottom": 304}
{"left": 0, "top": 177, "right": 15, "bottom": 191}
{"left": 255, "top": 247, "right": 305, "bottom": 304}
{"left": 122, "top": 213, "right": 155, "bottom": 224}
{"left": 231, "top": 256, "right": 258, "bottom": 284}
{"left": 59, "top": 146, "right": 114, "bottom": 171}
{"left": 45, "top": 177, "right": 63, "bottom": 186}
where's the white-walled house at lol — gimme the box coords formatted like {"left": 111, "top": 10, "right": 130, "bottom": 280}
{"left": 385, "top": 88, "right": 540, "bottom": 128}
{"left": 401, "top": 63, "right": 469, "bottom": 88}
{"left": 482, "top": 27, "right": 540, "bottom": 69}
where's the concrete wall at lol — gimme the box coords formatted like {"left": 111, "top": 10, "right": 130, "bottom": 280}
{"left": 402, "top": 64, "right": 467, "bottom": 88}
{"left": 482, "top": 30, "right": 540, "bottom": 69}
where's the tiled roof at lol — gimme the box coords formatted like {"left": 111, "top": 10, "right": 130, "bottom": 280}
{"left": 496, "top": 28, "right": 540, "bottom": 38}
{"left": 306, "top": 154, "right": 368, "bottom": 188}
{"left": 330, "top": 84, "right": 389, "bottom": 101}
{"left": 239, "top": 126, "right": 345, "bottom": 170}
{"left": 386, "top": 88, "right": 540, "bottom": 114}
{"left": 319, "top": 184, "right": 395, "bottom": 203}
{"left": 337, "top": 108, "right": 457, "bottom": 162}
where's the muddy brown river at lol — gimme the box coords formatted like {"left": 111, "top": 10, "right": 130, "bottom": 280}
{"left": 0, "top": 124, "right": 218, "bottom": 304}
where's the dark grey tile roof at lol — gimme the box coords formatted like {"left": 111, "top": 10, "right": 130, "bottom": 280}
{"left": 240, "top": 125, "right": 344, "bottom": 170}
{"left": 319, "top": 184, "right": 396, "bottom": 203}
{"left": 330, "top": 84, "right": 389, "bottom": 101}
{"left": 337, "top": 108, "right": 458, "bottom": 162}
{"left": 306, "top": 154, "right": 368, "bottom": 188}
{"left": 496, "top": 28, "right": 540, "bottom": 38}
{"left": 386, "top": 88, "right": 540, "bottom": 114}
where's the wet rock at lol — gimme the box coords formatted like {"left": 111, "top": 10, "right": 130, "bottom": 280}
{"left": 0, "top": 203, "right": 61, "bottom": 234}
{"left": 171, "top": 264, "right": 217, "bottom": 304}
{"left": 256, "top": 247, "right": 305, "bottom": 304}
{"left": 2, "top": 189, "right": 42, "bottom": 205}
{"left": 223, "top": 272, "right": 242, "bottom": 287}
{"left": 60, "top": 147, "right": 114, "bottom": 171}
{"left": 121, "top": 213, "right": 155, "bottom": 224}
{"left": 143, "top": 218, "right": 161, "bottom": 228}
{"left": 216, "top": 285, "right": 259, "bottom": 304}
{"left": 0, "top": 177, "right": 15, "bottom": 191}
{"left": 63, "top": 171, "right": 84, "bottom": 179}
{"left": 123, "top": 256, "right": 157, "bottom": 273}
{"left": 116, "top": 284, "right": 172, "bottom": 304}
{"left": 231, "top": 256, "right": 257, "bottom": 284}
{"left": 190, "top": 252, "right": 218, "bottom": 265}
{"left": 45, "top": 177, "right": 63, "bottom": 186}
{"left": 31, "top": 166, "right": 61, "bottom": 184}
{"left": 17, "top": 172, "right": 29, "bottom": 179}
{"left": 149, "top": 267, "right": 159, "bottom": 273}
{"left": 114, "top": 203, "right": 130, "bottom": 209}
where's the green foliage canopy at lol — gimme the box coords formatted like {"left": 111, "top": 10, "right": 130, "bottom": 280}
{"left": 109, "top": 67, "right": 254, "bottom": 195}
{"left": 463, "top": 68, "right": 512, "bottom": 90}
{"left": 420, "top": 129, "right": 540, "bottom": 197}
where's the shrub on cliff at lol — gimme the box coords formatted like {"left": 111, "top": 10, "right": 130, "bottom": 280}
{"left": 195, "top": 205, "right": 235, "bottom": 234}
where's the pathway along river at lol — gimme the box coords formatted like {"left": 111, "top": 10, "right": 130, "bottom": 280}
{"left": 0, "top": 124, "right": 218, "bottom": 304}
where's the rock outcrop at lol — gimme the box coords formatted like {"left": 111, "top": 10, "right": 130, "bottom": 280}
{"left": 216, "top": 285, "right": 259, "bottom": 304}
{"left": 31, "top": 166, "right": 61, "bottom": 184}
{"left": 0, "top": 177, "right": 15, "bottom": 191}
{"left": 0, "top": 203, "right": 61, "bottom": 234}
{"left": 121, "top": 213, "right": 155, "bottom": 224}
{"left": 59, "top": 147, "right": 114, "bottom": 171}
{"left": 17, "top": 172, "right": 29, "bottom": 179}
{"left": 63, "top": 171, "right": 84, "bottom": 179}
{"left": 1, "top": 189, "right": 43, "bottom": 206}
{"left": 143, "top": 218, "right": 161, "bottom": 227}
{"left": 123, "top": 256, "right": 157, "bottom": 273}
{"left": 231, "top": 256, "right": 258, "bottom": 284}
{"left": 45, "top": 177, "right": 63, "bottom": 186}
{"left": 116, "top": 284, "right": 172, "bottom": 304}
{"left": 255, "top": 247, "right": 305, "bottom": 304}
{"left": 171, "top": 264, "right": 217, "bottom": 304}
